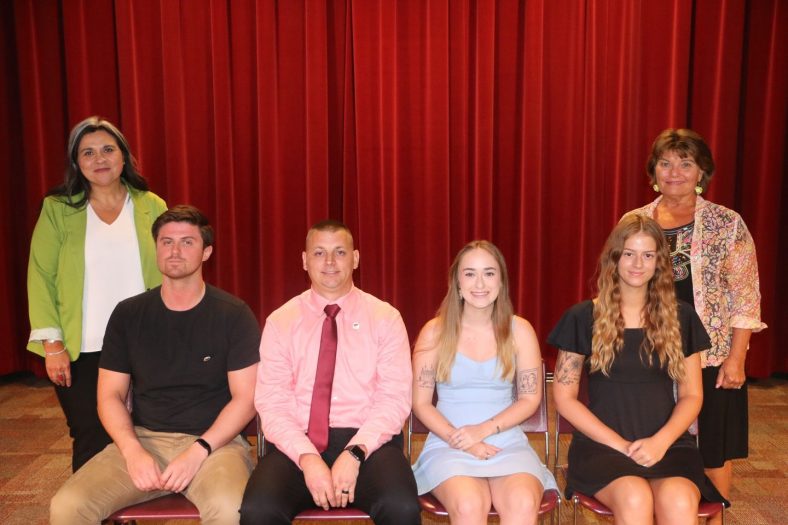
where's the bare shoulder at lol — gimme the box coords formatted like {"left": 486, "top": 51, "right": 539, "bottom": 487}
{"left": 414, "top": 318, "right": 440, "bottom": 350}
{"left": 511, "top": 315, "right": 538, "bottom": 345}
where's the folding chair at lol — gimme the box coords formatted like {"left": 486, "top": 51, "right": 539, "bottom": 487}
{"left": 555, "top": 412, "right": 725, "bottom": 524}
{"left": 256, "top": 431, "right": 372, "bottom": 522}
{"left": 106, "top": 417, "right": 260, "bottom": 524}
{"left": 409, "top": 361, "right": 560, "bottom": 524}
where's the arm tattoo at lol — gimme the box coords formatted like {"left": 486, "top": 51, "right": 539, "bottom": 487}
{"left": 417, "top": 364, "right": 436, "bottom": 388}
{"left": 516, "top": 367, "right": 538, "bottom": 397}
{"left": 555, "top": 351, "right": 583, "bottom": 386}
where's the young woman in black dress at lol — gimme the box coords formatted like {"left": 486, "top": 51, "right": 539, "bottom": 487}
{"left": 550, "top": 215, "right": 726, "bottom": 524}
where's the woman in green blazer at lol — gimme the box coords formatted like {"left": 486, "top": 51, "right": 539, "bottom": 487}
{"left": 27, "top": 116, "right": 166, "bottom": 471}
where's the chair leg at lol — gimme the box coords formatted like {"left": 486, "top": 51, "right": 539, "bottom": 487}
{"left": 572, "top": 495, "right": 579, "bottom": 525}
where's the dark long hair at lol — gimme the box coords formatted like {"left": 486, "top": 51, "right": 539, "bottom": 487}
{"left": 47, "top": 116, "right": 149, "bottom": 208}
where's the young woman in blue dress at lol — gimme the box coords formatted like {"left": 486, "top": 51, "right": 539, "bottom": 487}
{"left": 411, "top": 240, "right": 557, "bottom": 525}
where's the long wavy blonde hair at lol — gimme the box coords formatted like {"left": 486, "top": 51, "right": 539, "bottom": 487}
{"left": 591, "top": 215, "right": 685, "bottom": 380}
{"left": 432, "top": 240, "right": 516, "bottom": 382}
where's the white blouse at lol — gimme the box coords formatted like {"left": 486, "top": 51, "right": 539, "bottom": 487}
{"left": 82, "top": 195, "right": 145, "bottom": 353}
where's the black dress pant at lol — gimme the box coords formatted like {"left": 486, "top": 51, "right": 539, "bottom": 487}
{"left": 53, "top": 352, "right": 112, "bottom": 472}
{"left": 240, "top": 428, "right": 421, "bottom": 525}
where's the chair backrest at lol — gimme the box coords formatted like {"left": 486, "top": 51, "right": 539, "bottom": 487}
{"left": 409, "top": 361, "right": 549, "bottom": 464}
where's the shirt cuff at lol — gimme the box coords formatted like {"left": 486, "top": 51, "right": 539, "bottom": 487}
{"left": 290, "top": 438, "right": 320, "bottom": 468}
{"left": 29, "top": 327, "right": 63, "bottom": 343}
{"left": 729, "top": 315, "right": 767, "bottom": 333}
{"left": 350, "top": 430, "right": 385, "bottom": 457}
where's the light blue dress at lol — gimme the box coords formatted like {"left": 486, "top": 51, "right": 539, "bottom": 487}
{"left": 412, "top": 352, "right": 558, "bottom": 494}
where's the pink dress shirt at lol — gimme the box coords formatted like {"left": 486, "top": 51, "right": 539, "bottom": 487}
{"left": 256, "top": 285, "right": 412, "bottom": 465}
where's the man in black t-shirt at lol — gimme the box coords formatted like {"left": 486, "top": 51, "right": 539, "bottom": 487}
{"left": 51, "top": 206, "right": 260, "bottom": 525}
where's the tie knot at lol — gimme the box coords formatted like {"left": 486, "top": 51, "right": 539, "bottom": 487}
{"left": 324, "top": 304, "right": 341, "bottom": 319}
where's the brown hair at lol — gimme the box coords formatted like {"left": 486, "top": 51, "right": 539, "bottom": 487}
{"left": 152, "top": 205, "right": 214, "bottom": 247}
{"left": 306, "top": 219, "right": 354, "bottom": 249}
{"left": 431, "top": 240, "right": 516, "bottom": 382}
{"left": 646, "top": 128, "right": 715, "bottom": 191}
{"left": 592, "top": 215, "right": 685, "bottom": 380}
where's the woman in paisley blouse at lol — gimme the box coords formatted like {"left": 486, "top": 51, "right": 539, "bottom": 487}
{"left": 624, "top": 128, "right": 766, "bottom": 524}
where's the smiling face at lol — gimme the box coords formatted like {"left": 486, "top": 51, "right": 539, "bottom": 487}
{"left": 457, "top": 248, "right": 501, "bottom": 311}
{"left": 653, "top": 150, "right": 703, "bottom": 199}
{"left": 76, "top": 130, "right": 125, "bottom": 189}
{"left": 302, "top": 228, "right": 359, "bottom": 300}
{"left": 156, "top": 221, "right": 213, "bottom": 281}
{"left": 616, "top": 231, "right": 657, "bottom": 292}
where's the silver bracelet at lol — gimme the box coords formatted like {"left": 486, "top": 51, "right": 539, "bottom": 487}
{"left": 44, "top": 348, "right": 66, "bottom": 356}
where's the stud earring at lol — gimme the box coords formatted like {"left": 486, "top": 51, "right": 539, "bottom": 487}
{"left": 652, "top": 183, "right": 660, "bottom": 192}
{"left": 695, "top": 185, "right": 703, "bottom": 195}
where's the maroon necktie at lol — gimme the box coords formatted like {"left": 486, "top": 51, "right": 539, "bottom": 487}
{"left": 307, "top": 304, "right": 341, "bottom": 452}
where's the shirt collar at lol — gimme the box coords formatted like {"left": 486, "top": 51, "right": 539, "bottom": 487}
{"left": 306, "top": 284, "right": 357, "bottom": 315}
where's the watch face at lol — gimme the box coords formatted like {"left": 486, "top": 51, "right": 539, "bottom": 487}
{"left": 346, "top": 445, "right": 365, "bottom": 462}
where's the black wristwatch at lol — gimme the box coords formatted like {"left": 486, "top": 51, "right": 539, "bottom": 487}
{"left": 344, "top": 444, "right": 366, "bottom": 463}
{"left": 194, "top": 438, "right": 212, "bottom": 455}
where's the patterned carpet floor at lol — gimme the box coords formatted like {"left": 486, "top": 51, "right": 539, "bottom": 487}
{"left": 1, "top": 372, "right": 785, "bottom": 524}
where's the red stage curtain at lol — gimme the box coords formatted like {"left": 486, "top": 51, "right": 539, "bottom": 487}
{"left": 2, "top": 0, "right": 785, "bottom": 377}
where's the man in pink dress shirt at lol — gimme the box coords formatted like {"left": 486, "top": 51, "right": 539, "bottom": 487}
{"left": 240, "top": 220, "right": 420, "bottom": 524}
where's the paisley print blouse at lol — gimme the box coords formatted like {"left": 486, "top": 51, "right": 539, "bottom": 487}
{"left": 625, "top": 196, "right": 766, "bottom": 367}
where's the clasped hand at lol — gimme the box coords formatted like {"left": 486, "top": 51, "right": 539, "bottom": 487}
{"left": 448, "top": 423, "right": 489, "bottom": 450}
{"left": 448, "top": 424, "right": 500, "bottom": 459}
{"left": 301, "top": 453, "right": 360, "bottom": 510}
{"left": 626, "top": 437, "right": 668, "bottom": 468}
{"left": 125, "top": 442, "right": 207, "bottom": 493}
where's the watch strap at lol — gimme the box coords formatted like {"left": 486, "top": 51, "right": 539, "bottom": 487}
{"left": 195, "top": 438, "right": 212, "bottom": 455}
{"left": 344, "top": 444, "right": 365, "bottom": 463}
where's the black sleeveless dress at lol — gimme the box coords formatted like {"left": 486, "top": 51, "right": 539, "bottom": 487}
{"left": 547, "top": 300, "right": 728, "bottom": 505}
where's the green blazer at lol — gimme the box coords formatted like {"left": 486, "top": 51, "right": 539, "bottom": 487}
{"left": 27, "top": 187, "right": 167, "bottom": 361}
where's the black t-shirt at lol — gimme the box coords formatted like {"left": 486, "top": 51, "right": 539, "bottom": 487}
{"left": 101, "top": 284, "right": 261, "bottom": 435}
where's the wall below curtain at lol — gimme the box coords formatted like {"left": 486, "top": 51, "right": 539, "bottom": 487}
{"left": 2, "top": 0, "right": 785, "bottom": 377}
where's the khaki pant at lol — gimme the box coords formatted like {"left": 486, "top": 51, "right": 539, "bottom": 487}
{"left": 51, "top": 427, "right": 252, "bottom": 525}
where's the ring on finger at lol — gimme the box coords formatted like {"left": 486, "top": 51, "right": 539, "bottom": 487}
{"left": 341, "top": 489, "right": 349, "bottom": 494}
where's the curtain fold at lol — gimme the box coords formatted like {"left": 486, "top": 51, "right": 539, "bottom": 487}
{"left": 2, "top": 0, "right": 784, "bottom": 377}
